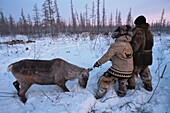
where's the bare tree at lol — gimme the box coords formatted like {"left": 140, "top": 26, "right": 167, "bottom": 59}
{"left": 59, "top": 20, "right": 67, "bottom": 33}
{"left": 27, "top": 14, "right": 33, "bottom": 37}
{"left": 91, "top": 2, "right": 95, "bottom": 28}
{"left": 54, "top": 0, "right": 61, "bottom": 34}
{"left": 42, "top": 1, "right": 50, "bottom": 36}
{"left": 115, "top": 9, "right": 118, "bottom": 26}
{"left": 160, "top": 9, "right": 165, "bottom": 26}
{"left": 102, "top": 0, "right": 106, "bottom": 27}
{"left": 75, "top": 10, "right": 80, "bottom": 25}
{"left": 33, "top": 4, "right": 41, "bottom": 37}
{"left": 47, "top": 0, "right": 55, "bottom": 37}
{"left": 75, "top": 10, "right": 81, "bottom": 33}
{"left": 0, "top": 10, "right": 9, "bottom": 36}
{"left": 117, "top": 10, "right": 122, "bottom": 26}
{"left": 9, "top": 14, "right": 16, "bottom": 36}
{"left": 42, "top": 0, "right": 55, "bottom": 37}
{"left": 80, "top": 12, "right": 85, "bottom": 32}
{"left": 20, "top": 9, "right": 27, "bottom": 35}
{"left": 126, "top": 8, "right": 132, "bottom": 26}
{"left": 85, "top": 4, "right": 91, "bottom": 32}
{"left": 70, "top": 0, "right": 77, "bottom": 33}
{"left": 85, "top": 4, "right": 88, "bottom": 27}
{"left": 97, "top": 0, "right": 100, "bottom": 33}
{"left": 109, "top": 13, "right": 113, "bottom": 31}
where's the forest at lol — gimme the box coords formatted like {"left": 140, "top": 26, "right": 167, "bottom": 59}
{"left": 0, "top": 0, "right": 170, "bottom": 113}
{"left": 0, "top": 0, "right": 170, "bottom": 37}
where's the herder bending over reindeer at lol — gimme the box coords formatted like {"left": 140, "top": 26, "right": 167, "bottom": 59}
{"left": 93, "top": 25, "right": 134, "bottom": 99}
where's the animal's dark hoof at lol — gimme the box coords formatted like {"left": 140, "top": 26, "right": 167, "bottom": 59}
{"left": 95, "top": 95, "right": 103, "bottom": 99}
{"left": 20, "top": 96, "right": 27, "bottom": 104}
{"left": 127, "top": 85, "right": 135, "bottom": 90}
{"left": 95, "top": 87, "right": 107, "bottom": 99}
{"left": 22, "top": 99, "right": 27, "bottom": 104}
{"left": 144, "top": 84, "right": 153, "bottom": 92}
{"left": 117, "top": 90, "right": 126, "bottom": 97}
{"left": 13, "top": 81, "right": 20, "bottom": 92}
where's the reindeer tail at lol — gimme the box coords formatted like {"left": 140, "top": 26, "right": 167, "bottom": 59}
{"left": 7, "top": 64, "right": 13, "bottom": 72}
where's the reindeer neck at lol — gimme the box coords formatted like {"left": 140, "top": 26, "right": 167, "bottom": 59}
{"left": 66, "top": 65, "right": 85, "bottom": 79}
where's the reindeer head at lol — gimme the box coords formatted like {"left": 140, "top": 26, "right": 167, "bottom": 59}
{"left": 78, "top": 68, "right": 92, "bottom": 88}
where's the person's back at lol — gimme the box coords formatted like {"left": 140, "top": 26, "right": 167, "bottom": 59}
{"left": 109, "top": 35, "right": 133, "bottom": 76}
{"left": 128, "top": 15, "right": 154, "bottom": 91}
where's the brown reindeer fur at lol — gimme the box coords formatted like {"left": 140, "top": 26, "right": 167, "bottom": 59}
{"left": 8, "top": 58, "right": 90, "bottom": 103}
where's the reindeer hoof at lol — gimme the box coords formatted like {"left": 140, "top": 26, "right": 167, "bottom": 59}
{"left": 64, "top": 89, "right": 70, "bottom": 92}
{"left": 18, "top": 95, "right": 27, "bottom": 104}
{"left": 127, "top": 85, "right": 135, "bottom": 90}
{"left": 13, "top": 81, "right": 20, "bottom": 92}
{"left": 95, "top": 87, "right": 107, "bottom": 99}
{"left": 20, "top": 97, "right": 27, "bottom": 104}
{"left": 144, "top": 84, "right": 153, "bottom": 92}
{"left": 117, "top": 90, "right": 126, "bottom": 97}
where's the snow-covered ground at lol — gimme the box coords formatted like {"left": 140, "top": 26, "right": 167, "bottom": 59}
{"left": 0, "top": 34, "right": 170, "bottom": 113}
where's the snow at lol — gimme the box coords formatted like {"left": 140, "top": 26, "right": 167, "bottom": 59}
{"left": 0, "top": 34, "right": 170, "bottom": 113}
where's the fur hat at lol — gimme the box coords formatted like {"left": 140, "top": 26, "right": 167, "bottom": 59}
{"left": 114, "top": 25, "right": 131, "bottom": 33}
{"left": 134, "top": 15, "right": 146, "bottom": 25}
{"left": 112, "top": 25, "right": 132, "bottom": 39}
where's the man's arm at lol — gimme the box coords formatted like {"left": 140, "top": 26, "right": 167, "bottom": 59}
{"left": 131, "top": 31, "right": 143, "bottom": 52}
{"left": 97, "top": 45, "right": 116, "bottom": 65}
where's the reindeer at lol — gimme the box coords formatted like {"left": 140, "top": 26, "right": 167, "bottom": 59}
{"left": 8, "top": 58, "right": 91, "bottom": 103}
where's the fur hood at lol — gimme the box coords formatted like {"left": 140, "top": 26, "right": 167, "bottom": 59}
{"left": 132, "top": 23, "right": 150, "bottom": 32}
{"left": 115, "top": 35, "right": 132, "bottom": 43}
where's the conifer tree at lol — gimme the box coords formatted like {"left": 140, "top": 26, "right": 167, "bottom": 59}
{"left": 33, "top": 4, "right": 40, "bottom": 36}
{"left": 97, "top": 0, "right": 100, "bottom": 33}
{"left": 54, "top": 0, "right": 61, "bottom": 34}
{"left": 126, "top": 8, "right": 132, "bottom": 25}
{"left": 20, "top": 9, "right": 27, "bottom": 35}
{"left": 117, "top": 11, "right": 122, "bottom": 26}
{"left": 70, "top": 0, "right": 77, "bottom": 33}
{"left": 102, "top": 0, "right": 106, "bottom": 27}
{"left": 9, "top": 14, "right": 15, "bottom": 35}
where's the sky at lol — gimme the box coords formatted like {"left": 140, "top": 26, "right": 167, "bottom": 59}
{"left": 0, "top": 0, "right": 170, "bottom": 24}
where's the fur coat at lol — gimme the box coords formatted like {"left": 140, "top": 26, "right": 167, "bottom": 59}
{"left": 97, "top": 35, "right": 134, "bottom": 78}
{"left": 131, "top": 23, "right": 154, "bottom": 66}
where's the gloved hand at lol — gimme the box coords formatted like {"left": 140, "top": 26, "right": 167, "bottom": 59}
{"left": 93, "top": 61, "right": 100, "bottom": 67}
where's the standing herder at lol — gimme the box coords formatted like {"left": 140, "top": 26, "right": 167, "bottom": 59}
{"left": 93, "top": 25, "right": 133, "bottom": 99}
{"left": 127, "top": 15, "right": 154, "bottom": 91}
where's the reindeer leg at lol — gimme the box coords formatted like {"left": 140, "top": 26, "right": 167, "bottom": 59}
{"left": 18, "top": 83, "right": 31, "bottom": 103}
{"left": 58, "top": 84, "right": 69, "bottom": 92}
{"left": 13, "top": 80, "right": 20, "bottom": 92}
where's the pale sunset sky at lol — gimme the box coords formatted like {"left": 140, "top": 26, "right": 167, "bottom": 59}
{"left": 0, "top": 0, "right": 170, "bottom": 24}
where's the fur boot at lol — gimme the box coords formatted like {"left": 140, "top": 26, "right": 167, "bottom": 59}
{"left": 95, "top": 86, "right": 107, "bottom": 99}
